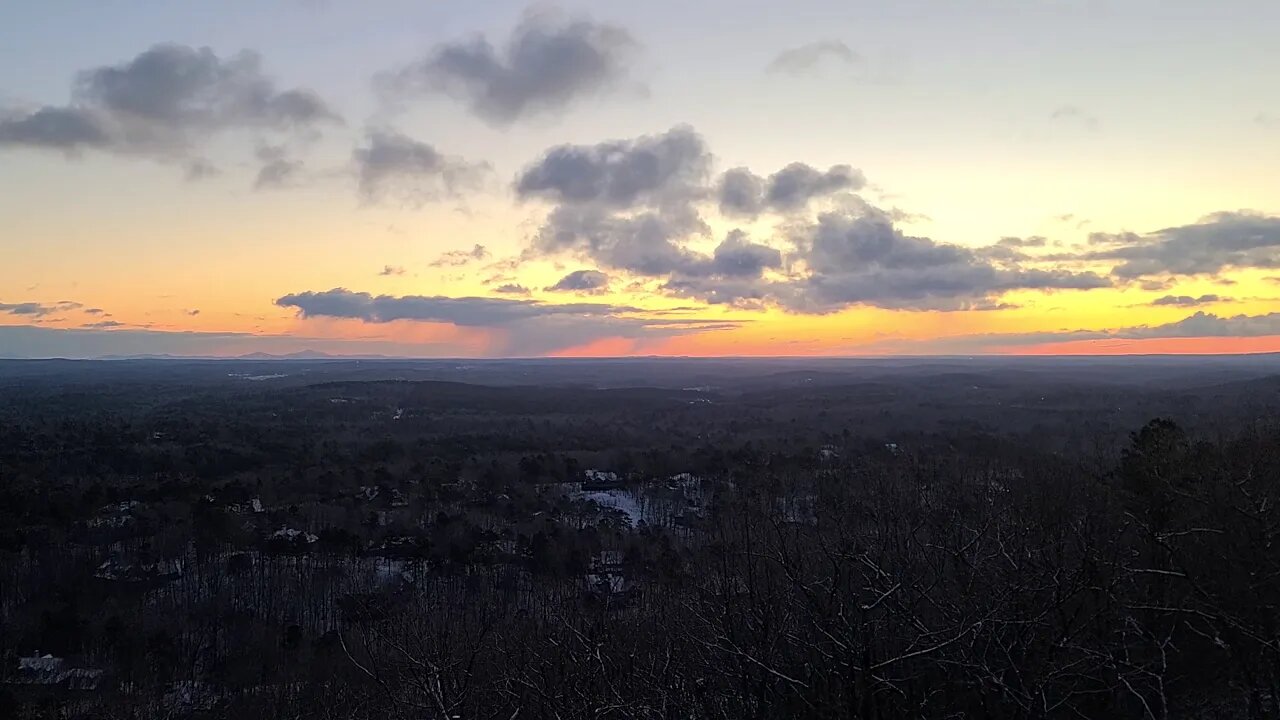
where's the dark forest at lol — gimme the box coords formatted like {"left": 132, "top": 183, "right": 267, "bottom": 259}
{"left": 3, "top": 357, "right": 1280, "bottom": 718}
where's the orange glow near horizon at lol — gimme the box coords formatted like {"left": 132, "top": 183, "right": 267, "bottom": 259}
{"left": 1006, "top": 335, "right": 1280, "bottom": 356}
{"left": 4, "top": 183, "right": 1279, "bottom": 359}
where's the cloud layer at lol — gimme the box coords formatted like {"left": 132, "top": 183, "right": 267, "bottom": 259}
{"left": 1, "top": 300, "right": 84, "bottom": 318}
{"left": 274, "top": 288, "right": 735, "bottom": 355}
{"left": 1080, "top": 212, "right": 1280, "bottom": 280}
{"left": 517, "top": 125, "right": 1110, "bottom": 312}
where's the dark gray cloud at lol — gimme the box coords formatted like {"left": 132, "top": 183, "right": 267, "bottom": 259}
{"left": 654, "top": 232, "right": 784, "bottom": 308}
{"left": 975, "top": 244, "right": 1031, "bottom": 263}
{"left": 718, "top": 163, "right": 865, "bottom": 217}
{"left": 75, "top": 44, "right": 337, "bottom": 129}
{"left": 1149, "top": 294, "right": 1222, "bottom": 307}
{"left": 0, "top": 106, "right": 109, "bottom": 152}
{"left": 386, "top": 9, "right": 638, "bottom": 125}
{"left": 1139, "top": 278, "right": 1175, "bottom": 291}
{"left": 274, "top": 287, "right": 737, "bottom": 355}
{"left": 547, "top": 269, "right": 609, "bottom": 292}
{"left": 378, "top": 265, "right": 406, "bottom": 277}
{"left": 519, "top": 128, "right": 851, "bottom": 284}
{"left": 275, "top": 288, "right": 630, "bottom": 325}
{"left": 522, "top": 128, "right": 863, "bottom": 282}
{"left": 354, "top": 129, "right": 487, "bottom": 203}
{"left": 685, "top": 231, "right": 782, "bottom": 278}
{"left": 1081, "top": 212, "right": 1280, "bottom": 279}
{"left": 717, "top": 168, "right": 764, "bottom": 218}
{"left": 508, "top": 122, "right": 1155, "bottom": 316}
{"left": 531, "top": 204, "right": 708, "bottom": 276}
{"left": 767, "top": 40, "right": 859, "bottom": 75}
{"left": 430, "top": 244, "right": 489, "bottom": 268}
{"left": 0, "top": 302, "right": 57, "bottom": 317}
{"left": 82, "top": 320, "right": 126, "bottom": 329}
{"left": 779, "top": 209, "right": 1110, "bottom": 311}
{"left": 1120, "top": 311, "right": 1280, "bottom": 339}
{"left": 668, "top": 210, "right": 1107, "bottom": 311}
{"left": 0, "top": 300, "right": 83, "bottom": 318}
{"left": 1086, "top": 230, "right": 1142, "bottom": 246}
{"left": 516, "top": 125, "right": 709, "bottom": 208}
{"left": 518, "top": 126, "right": 1107, "bottom": 312}
{"left": 0, "top": 44, "right": 339, "bottom": 176}
{"left": 768, "top": 163, "right": 865, "bottom": 211}
{"left": 92, "top": 48, "right": 330, "bottom": 134}
{"left": 662, "top": 276, "right": 772, "bottom": 307}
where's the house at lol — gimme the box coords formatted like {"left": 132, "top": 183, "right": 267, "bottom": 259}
{"left": 62, "top": 668, "right": 104, "bottom": 691}
{"left": 593, "top": 549, "right": 625, "bottom": 573}
{"left": 672, "top": 511, "right": 707, "bottom": 531}
{"left": 95, "top": 557, "right": 184, "bottom": 584}
{"left": 373, "top": 509, "right": 410, "bottom": 527}
{"left": 582, "top": 571, "right": 638, "bottom": 606}
{"left": 583, "top": 549, "right": 638, "bottom": 605}
{"left": 10, "top": 654, "right": 103, "bottom": 692}
{"left": 15, "top": 654, "right": 63, "bottom": 684}
{"left": 162, "top": 680, "right": 220, "bottom": 712}
{"left": 271, "top": 526, "right": 319, "bottom": 544}
{"left": 87, "top": 500, "right": 142, "bottom": 528}
{"left": 581, "top": 469, "right": 623, "bottom": 491}
{"left": 585, "top": 572, "right": 631, "bottom": 596}
{"left": 227, "top": 497, "right": 265, "bottom": 514}
{"left": 365, "top": 536, "right": 422, "bottom": 558}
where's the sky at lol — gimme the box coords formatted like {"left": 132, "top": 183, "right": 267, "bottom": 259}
{"left": 1, "top": 0, "right": 1279, "bottom": 358}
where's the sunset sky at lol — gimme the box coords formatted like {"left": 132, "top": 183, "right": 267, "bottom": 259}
{"left": 2, "top": 0, "right": 1279, "bottom": 357}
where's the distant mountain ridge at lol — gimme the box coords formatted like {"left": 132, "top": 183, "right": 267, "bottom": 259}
{"left": 94, "top": 350, "right": 397, "bottom": 361}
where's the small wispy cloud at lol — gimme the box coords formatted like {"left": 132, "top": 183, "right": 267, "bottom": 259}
{"left": 1050, "top": 105, "right": 1099, "bottom": 131}
{"left": 767, "top": 40, "right": 859, "bottom": 75}
{"left": 1148, "top": 294, "right": 1225, "bottom": 307}
{"left": 493, "top": 283, "right": 531, "bottom": 295}
{"left": 430, "top": 244, "right": 489, "bottom": 267}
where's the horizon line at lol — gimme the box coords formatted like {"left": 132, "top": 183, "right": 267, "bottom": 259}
{"left": 3, "top": 351, "right": 1280, "bottom": 362}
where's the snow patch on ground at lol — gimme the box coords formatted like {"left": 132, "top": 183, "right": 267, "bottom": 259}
{"left": 576, "top": 489, "right": 644, "bottom": 526}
